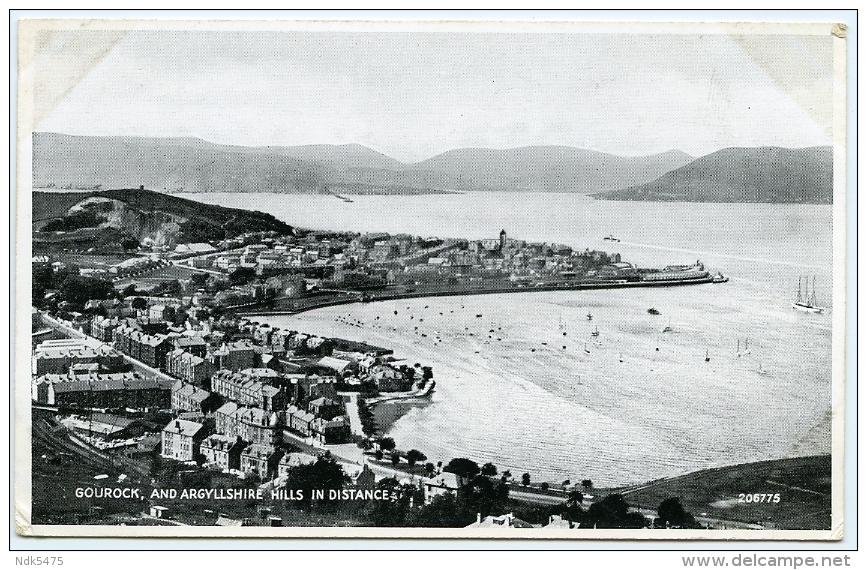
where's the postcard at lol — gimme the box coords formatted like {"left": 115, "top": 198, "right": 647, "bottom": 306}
{"left": 14, "top": 15, "right": 848, "bottom": 539}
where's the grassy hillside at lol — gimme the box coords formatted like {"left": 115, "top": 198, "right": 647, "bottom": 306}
{"left": 594, "top": 146, "right": 833, "bottom": 203}
{"left": 33, "top": 188, "right": 295, "bottom": 253}
{"left": 613, "top": 455, "right": 832, "bottom": 530}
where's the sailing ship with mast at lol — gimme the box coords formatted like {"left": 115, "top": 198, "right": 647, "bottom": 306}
{"left": 793, "top": 277, "right": 824, "bottom": 314}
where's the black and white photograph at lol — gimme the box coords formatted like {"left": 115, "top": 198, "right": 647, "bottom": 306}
{"left": 14, "top": 15, "right": 848, "bottom": 539}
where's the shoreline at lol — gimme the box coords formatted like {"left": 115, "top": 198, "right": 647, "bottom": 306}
{"left": 237, "top": 274, "right": 718, "bottom": 317}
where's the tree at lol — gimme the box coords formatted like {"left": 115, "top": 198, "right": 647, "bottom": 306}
{"left": 656, "top": 497, "right": 700, "bottom": 529}
{"left": 190, "top": 272, "right": 209, "bottom": 289}
{"left": 378, "top": 437, "right": 396, "bottom": 452}
{"left": 32, "top": 281, "right": 46, "bottom": 307}
{"left": 130, "top": 297, "right": 147, "bottom": 311}
{"left": 424, "top": 462, "right": 436, "bottom": 476}
{"left": 374, "top": 449, "right": 384, "bottom": 461}
{"left": 415, "top": 492, "right": 472, "bottom": 528}
{"left": 567, "top": 489, "right": 584, "bottom": 506}
{"left": 172, "top": 307, "right": 188, "bottom": 327}
{"left": 562, "top": 490, "right": 586, "bottom": 524}
{"left": 540, "top": 482, "right": 549, "bottom": 491}
{"left": 33, "top": 263, "right": 54, "bottom": 291}
{"left": 584, "top": 494, "right": 647, "bottom": 529}
{"left": 390, "top": 452, "right": 401, "bottom": 466}
{"left": 151, "top": 279, "right": 182, "bottom": 297}
{"left": 282, "top": 454, "right": 348, "bottom": 505}
{"left": 444, "top": 458, "right": 480, "bottom": 480}
{"left": 405, "top": 449, "right": 427, "bottom": 467}
{"left": 582, "top": 479, "right": 593, "bottom": 490}
{"left": 480, "top": 463, "right": 498, "bottom": 477}
{"left": 58, "top": 275, "right": 115, "bottom": 307}
{"left": 206, "top": 275, "right": 230, "bottom": 293}
{"left": 459, "top": 475, "right": 510, "bottom": 521}
{"left": 229, "top": 267, "right": 256, "bottom": 285}
{"left": 370, "top": 478, "right": 413, "bottom": 527}
{"left": 521, "top": 473, "right": 531, "bottom": 486}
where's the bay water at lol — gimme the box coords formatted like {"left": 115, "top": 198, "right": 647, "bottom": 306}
{"left": 179, "top": 192, "right": 833, "bottom": 486}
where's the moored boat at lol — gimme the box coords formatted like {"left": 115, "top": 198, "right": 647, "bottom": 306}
{"left": 793, "top": 277, "right": 824, "bottom": 313}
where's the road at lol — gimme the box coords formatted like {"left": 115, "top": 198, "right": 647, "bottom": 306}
{"left": 341, "top": 393, "right": 365, "bottom": 437}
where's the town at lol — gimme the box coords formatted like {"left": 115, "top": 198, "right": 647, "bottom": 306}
{"left": 30, "top": 191, "right": 727, "bottom": 529}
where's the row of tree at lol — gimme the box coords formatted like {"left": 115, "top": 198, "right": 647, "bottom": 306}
{"left": 277, "top": 453, "right": 698, "bottom": 529}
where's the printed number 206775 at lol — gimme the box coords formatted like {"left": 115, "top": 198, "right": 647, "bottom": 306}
{"left": 738, "top": 493, "right": 781, "bottom": 503}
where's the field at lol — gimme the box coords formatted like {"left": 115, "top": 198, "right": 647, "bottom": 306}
{"left": 613, "top": 455, "right": 832, "bottom": 530}
{"left": 112, "top": 264, "right": 200, "bottom": 291}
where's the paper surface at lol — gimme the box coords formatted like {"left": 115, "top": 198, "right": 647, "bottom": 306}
{"left": 14, "top": 16, "right": 848, "bottom": 540}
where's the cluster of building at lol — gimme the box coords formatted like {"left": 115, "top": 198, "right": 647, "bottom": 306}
{"left": 178, "top": 230, "right": 636, "bottom": 286}
{"left": 33, "top": 296, "right": 430, "bottom": 484}
{"left": 31, "top": 337, "right": 174, "bottom": 408}
{"left": 173, "top": 229, "right": 642, "bottom": 297}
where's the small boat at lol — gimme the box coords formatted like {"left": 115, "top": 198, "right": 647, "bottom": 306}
{"left": 586, "top": 312, "right": 593, "bottom": 321}
{"left": 757, "top": 360, "right": 769, "bottom": 375}
{"left": 603, "top": 235, "right": 620, "bottom": 242}
{"left": 793, "top": 277, "right": 824, "bottom": 314}
{"left": 736, "top": 338, "right": 751, "bottom": 357}
{"left": 619, "top": 353, "right": 624, "bottom": 363}
{"left": 584, "top": 343, "right": 591, "bottom": 354}
{"left": 712, "top": 272, "right": 729, "bottom": 284}
{"left": 329, "top": 190, "right": 354, "bottom": 203}
{"left": 590, "top": 326, "right": 599, "bottom": 338}
{"left": 647, "top": 307, "right": 660, "bottom": 315}
{"left": 705, "top": 349, "right": 710, "bottom": 363}
{"left": 662, "top": 319, "right": 673, "bottom": 333}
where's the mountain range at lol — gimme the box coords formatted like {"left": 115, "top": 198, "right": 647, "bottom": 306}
{"left": 31, "top": 133, "right": 833, "bottom": 203}
{"left": 32, "top": 133, "right": 692, "bottom": 195}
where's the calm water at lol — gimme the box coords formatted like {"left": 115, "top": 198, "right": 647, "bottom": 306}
{"left": 180, "top": 192, "right": 834, "bottom": 486}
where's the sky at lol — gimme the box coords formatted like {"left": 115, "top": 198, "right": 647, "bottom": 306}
{"left": 31, "top": 25, "right": 836, "bottom": 163}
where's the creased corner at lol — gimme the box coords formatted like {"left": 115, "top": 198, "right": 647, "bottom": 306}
{"left": 15, "top": 506, "right": 34, "bottom": 537}
{"left": 831, "top": 23, "right": 847, "bottom": 39}
{"left": 829, "top": 519, "right": 844, "bottom": 541}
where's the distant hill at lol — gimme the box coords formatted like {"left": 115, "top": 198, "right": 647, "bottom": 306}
{"left": 263, "top": 143, "right": 408, "bottom": 171}
{"left": 32, "top": 133, "right": 693, "bottom": 195}
{"left": 412, "top": 146, "right": 694, "bottom": 193}
{"left": 32, "top": 187, "right": 294, "bottom": 253}
{"left": 33, "top": 133, "right": 348, "bottom": 194}
{"left": 594, "top": 146, "right": 833, "bottom": 204}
